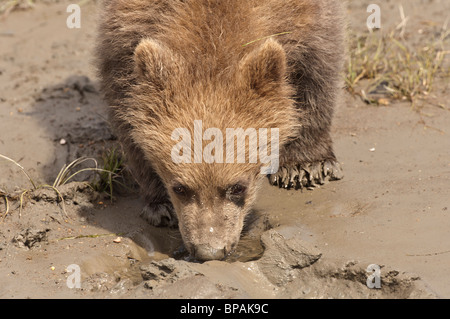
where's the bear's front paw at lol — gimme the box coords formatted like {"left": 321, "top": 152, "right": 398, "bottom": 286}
{"left": 269, "top": 160, "right": 343, "bottom": 190}
{"left": 140, "top": 202, "right": 178, "bottom": 227}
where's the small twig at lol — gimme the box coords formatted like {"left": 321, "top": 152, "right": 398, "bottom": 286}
{"left": 56, "top": 233, "right": 124, "bottom": 241}
{"left": 407, "top": 250, "right": 450, "bottom": 257}
{"left": 396, "top": 5, "right": 409, "bottom": 39}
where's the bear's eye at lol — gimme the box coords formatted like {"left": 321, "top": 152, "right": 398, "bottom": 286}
{"left": 229, "top": 184, "right": 246, "bottom": 196}
{"left": 172, "top": 185, "right": 187, "bottom": 195}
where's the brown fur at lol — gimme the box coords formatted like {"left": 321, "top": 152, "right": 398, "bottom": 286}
{"left": 96, "top": 0, "right": 345, "bottom": 261}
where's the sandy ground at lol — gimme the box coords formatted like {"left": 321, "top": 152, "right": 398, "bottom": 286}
{"left": 0, "top": 0, "right": 449, "bottom": 298}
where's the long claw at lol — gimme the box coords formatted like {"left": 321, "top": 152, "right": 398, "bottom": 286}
{"left": 268, "top": 161, "right": 343, "bottom": 190}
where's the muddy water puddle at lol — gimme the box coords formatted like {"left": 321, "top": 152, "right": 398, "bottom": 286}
{"left": 226, "top": 236, "right": 265, "bottom": 263}
{"left": 78, "top": 215, "right": 268, "bottom": 295}
{"left": 71, "top": 192, "right": 437, "bottom": 298}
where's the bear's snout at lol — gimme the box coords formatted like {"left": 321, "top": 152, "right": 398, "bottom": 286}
{"left": 193, "top": 244, "right": 226, "bottom": 261}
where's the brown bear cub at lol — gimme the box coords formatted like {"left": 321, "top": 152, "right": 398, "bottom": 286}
{"left": 96, "top": 0, "right": 345, "bottom": 261}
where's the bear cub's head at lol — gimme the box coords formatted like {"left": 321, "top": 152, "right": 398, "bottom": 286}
{"left": 126, "top": 38, "right": 298, "bottom": 261}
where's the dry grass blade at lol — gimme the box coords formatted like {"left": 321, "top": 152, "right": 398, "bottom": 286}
{"left": 38, "top": 184, "right": 69, "bottom": 218}
{"left": 0, "top": 154, "right": 37, "bottom": 190}
{"left": 0, "top": 0, "right": 34, "bottom": 16}
{"left": 56, "top": 232, "right": 124, "bottom": 241}
{"left": 1, "top": 194, "right": 10, "bottom": 222}
{"left": 52, "top": 157, "right": 99, "bottom": 188}
{"left": 18, "top": 189, "right": 29, "bottom": 218}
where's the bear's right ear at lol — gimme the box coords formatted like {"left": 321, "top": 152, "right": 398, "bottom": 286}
{"left": 239, "top": 38, "right": 287, "bottom": 95}
{"left": 134, "top": 39, "right": 177, "bottom": 90}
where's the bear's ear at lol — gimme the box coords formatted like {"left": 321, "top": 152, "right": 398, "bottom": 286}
{"left": 239, "top": 38, "right": 287, "bottom": 95}
{"left": 134, "top": 39, "right": 177, "bottom": 90}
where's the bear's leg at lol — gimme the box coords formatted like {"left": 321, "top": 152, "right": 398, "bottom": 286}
{"left": 124, "top": 142, "right": 178, "bottom": 227}
{"left": 140, "top": 173, "right": 178, "bottom": 228}
{"left": 268, "top": 47, "right": 344, "bottom": 190}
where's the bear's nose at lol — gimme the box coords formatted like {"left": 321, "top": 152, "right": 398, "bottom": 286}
{"left": 194, "top": 244, "right": 225, "bottom": 261}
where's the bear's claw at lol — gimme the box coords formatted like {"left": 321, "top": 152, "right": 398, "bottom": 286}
{"left": 269, "top": 161, "right": 343, "bottom": 190}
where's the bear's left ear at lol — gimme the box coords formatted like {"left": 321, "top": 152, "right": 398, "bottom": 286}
{"left": 239, "top": 38, "right": 287, "bottom": 95}
{"left": 134, "top": 38, "right": 179, "bottom": 90}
